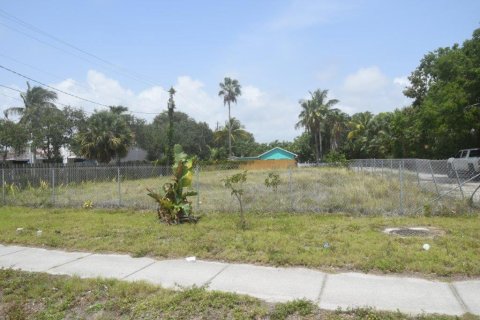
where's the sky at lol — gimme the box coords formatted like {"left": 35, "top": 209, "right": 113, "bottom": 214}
{"left": 0, "top": 0, "right": 479, "bottom": 142}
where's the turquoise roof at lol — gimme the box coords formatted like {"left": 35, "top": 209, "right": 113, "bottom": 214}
{"left": 258, "top": 147, "right": 297, "bottom": 160}
{"left": 233, "top": 147, "right": 297, "bottom": 161}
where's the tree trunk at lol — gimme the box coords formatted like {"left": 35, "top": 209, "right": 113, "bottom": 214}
{"left": 313, "top": 132, "right": 319, "bottom": 164}
{"left": 318, "top": 130, "right": 323, "bottom": 161}
{"left": 228, "top": 101, "right": 232, "bottom": 157}
{"left": 31, "top": 145, "right": 36, "bottom": 164}
{"left": 2, "top": 148, "right": 7, "bottom": 165}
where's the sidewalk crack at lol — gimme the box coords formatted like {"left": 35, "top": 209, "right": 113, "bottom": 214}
{"left": 316, "top": 274, "right": 328, "bottom": 305}
{"left": 449, "top": 283, "right": 470, "bottom": 314}
{"left": 47, "top": 252, "right": 94, "bottom": 271}
{"left": 0, "top": 248, "right": 27, "bottom": 257}
{"left": 203, "top": 264, "right": 230, "bottom": 287}
{"left": 122, "top": 261, "right": 157, "bottom": 280}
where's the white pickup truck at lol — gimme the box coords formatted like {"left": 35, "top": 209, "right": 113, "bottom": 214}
{"left": 447, "top": 148, "right": 480, "bottom": 177}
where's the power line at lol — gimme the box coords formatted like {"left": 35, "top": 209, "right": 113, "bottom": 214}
{"left": 0, "top": 10, "right": 164, "bottom": 89}
{"left": 0, "top": 84, "right": 22, "bottom": 93}
{"left": 0, "top": 55, "right": 167, "bottom": 115}
{"left": 0, "top": 9, "right": 201, "bottom": 116}
{"left": 0, "top": 64, "right": 110, "bottom": 108}
{"left": 0, "top": 52, "right": 94, "bottom": 93}
{"left": 0, "top": 83, "right": 94, "bottom": 113}
{"left": 0, "top": 91, "right": 22, "bottom": 102}
{"left": 0, "top": 77, "right": 162, "bottom": 116}
{"left": 0, "top": 9, "right": 195, "bottom": 105}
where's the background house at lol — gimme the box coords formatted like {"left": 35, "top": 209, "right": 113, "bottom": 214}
{"left": 233, "top": 147, "right": 297, "bottom": 169}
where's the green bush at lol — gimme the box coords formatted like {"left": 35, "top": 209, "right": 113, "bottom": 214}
{"left": 147, "top": 145, "right": 199, "bottom": 224}
{"left": 223, "top": 171, "right": 248, "bottom": 229}
{"left": 324, "top": 151, "right": 348, "bottom": 167}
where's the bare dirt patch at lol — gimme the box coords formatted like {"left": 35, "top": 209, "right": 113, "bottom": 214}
{"left": 383, "top": 227, "right": 445, "bottom": 238}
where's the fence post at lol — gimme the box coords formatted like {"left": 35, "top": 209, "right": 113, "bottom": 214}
{"left": 415, "top": 159, "right": 421, "bottom": 187}
{"left": 2, "top": 168, "right": 5, "bottom": 206}
{"left": 289, "top": 166, "right": 293, "bottom": 212}
{"left": 451, "top": 162, "right": 465, "bottom": 199}
{"left": 381, "top": 159, "right": 384, "bottom": 178}
{"left": 428, "top": 161, "right": 440, "bottom": 197}
{"left": 51, "top": 168, "right": 55, "bottom": 206}
{"left": 117, "top": 167, "right": 122, "bottom": 207}
{"left": 195, "top": 165, "right": 200, "bottom": 211}
{"left": 399, "top": 160, "right": 404, "bottom": 215}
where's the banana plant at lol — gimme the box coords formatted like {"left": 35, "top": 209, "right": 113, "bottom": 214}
{"left": 147, "top": 145, "right": 199, "bottom": 224}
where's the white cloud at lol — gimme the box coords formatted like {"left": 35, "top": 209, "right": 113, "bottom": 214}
{"left": 343, "top": 66, "right": 389, "bottom": 94}
{"left": 0, "top": 68, "right": 414, "bottom": 143}
{"left": 241, "top": 85, "right": 265, "bottom": 108}
{"left": 393, "top": 76, "right": 410, "bottom": 88}
{"left": 0, "top": 70, "right": 299, "bottom": 143}
{"left": 336, "top": 66, "right": 411, "bottom": 114}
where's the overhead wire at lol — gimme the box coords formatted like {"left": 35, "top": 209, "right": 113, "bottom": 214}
{"left": 0, "top": 54, "right": 165, "bottom": 115}
{"left": 0, "top": 9, "right": 198, "bottom": 111}
{"left": 0, "top": 52, "right": 94, "bottom": 93}
{"left": 0, "top": 8, "right": 160, "bottom": 88}
{"left": 0, "top": 64, "right": 110, "bottom": 108}
{"left": 0, "top": 83, "right": 95, "bottom": 113}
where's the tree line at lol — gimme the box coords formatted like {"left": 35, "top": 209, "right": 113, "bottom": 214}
{"left": 1, "top": 28, "right": 478, "bottom": 164}
{"left": 295, "top": 28, "right": 480, "bottom": 161}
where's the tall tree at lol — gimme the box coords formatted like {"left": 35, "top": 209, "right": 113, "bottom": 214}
{"left": 327, "top": 109, "right": 349, "bottom": 152}
{"left": 218, "top": 77, "right": 242, "bottom": 157}
{"left": 296, "top": 89, "right": 339, "bottom": 162}
{"left": 402, "top": 28, "right": 480, "bottom": 157}
{"left": 166, "top": 87, "right": 176, "bottom": 165}
{"left": 62, "top": 106, "right": 88, "bottom": 156}
{"left": 76, "top": 110, "right": 134, "bottom": 164}
{"left": 0, "top": 119, "right": 28, "bottom": 164}
{"left": 213, "top": 118, "right": 255, "bottom": 157}
{"left": 5, "top": 82, "right": 58, "bottom": 163}
{"left": 296, "top": 99, "right": 319, "bottom": 161}
{"left": 144, "top": 111, "right": 213, "bottom": 161}
{"left": 346, "top": 112, "right": 374, "bottom": 158}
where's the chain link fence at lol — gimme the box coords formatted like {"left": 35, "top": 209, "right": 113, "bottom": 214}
{"left": 1, "top": 159, "right": 479, "bottom": 215}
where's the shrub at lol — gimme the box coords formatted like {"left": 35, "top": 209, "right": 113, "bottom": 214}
{"left": 223, "top": 171, "right": 247, "bottom": 229}
{"left": 264, "top": 172, "right": 281, "bottom": 192}
{"left": 147, "top": 145, "right": 199, "bottom": 224}
{"left": 324, "top": 151, "right": 348, "bottom": 167}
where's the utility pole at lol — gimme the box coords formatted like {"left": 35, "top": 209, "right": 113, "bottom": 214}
{"left": 166, "top": 87, "right": 176, "bottom": 166}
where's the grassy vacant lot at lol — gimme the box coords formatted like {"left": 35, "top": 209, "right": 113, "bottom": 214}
{"left": 0, "top": 207, "right": 479, "bottom": 278}
{"left": 5, "top": 167, "right": 467, "bottom": 215}
{"left": 1, "top": 269, "right": 477, "bottom": 320}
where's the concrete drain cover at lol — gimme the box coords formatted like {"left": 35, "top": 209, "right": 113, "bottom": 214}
{"left": 383, "top": 227, "right": 442, "bottom": 237}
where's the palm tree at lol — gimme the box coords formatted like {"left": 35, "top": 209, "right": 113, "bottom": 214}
{"left": 296, "top": 89, "right": 339, "bottom": 162}
{"left": 109, "top": 105, "right": 129, "bottom": 114}
{"left": 327, "top": 109, "right": 349, "bottom": 151}
{"left": 296, "top": 99, "right": 320, "bottom": 161}
{"left": 77, "top": 110, "right": 134, "bottom": 164}
{"left": 347, "top": 112, "right": 374, "bottom": 157}
{"left": 218, "top": 77, "right": 241, "bottom": 157}
{"left": 310, "top": 89, "right": 339, "bottom": 160}
{"left": 213, "top": 118, "right": 250, "bottom": 151}
{"left": 5, "top": 82, "right": 58, "bottom": 163}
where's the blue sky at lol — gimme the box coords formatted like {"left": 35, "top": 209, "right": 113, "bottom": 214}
{"left": 0, "top": 0, "right": 479, "bottom": 142}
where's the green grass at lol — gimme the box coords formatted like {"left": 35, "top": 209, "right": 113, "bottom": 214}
{"left": 0, "top": 207, "right": 479, "bottom": 277}
{"left": 1, "top": 269, "right": 477, "bottom": 319}
{"left": 4, "top": 167, "right": 468, "bottom": 215}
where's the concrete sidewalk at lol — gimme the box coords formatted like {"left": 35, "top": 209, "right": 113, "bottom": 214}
{"left": 1, "top": 244, "right": 478, "bottom": 316}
